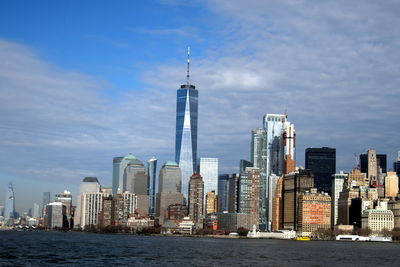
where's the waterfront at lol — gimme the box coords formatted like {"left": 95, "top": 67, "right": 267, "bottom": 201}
{"left": 0, "top": 231, "right": 398, "bottom": 266}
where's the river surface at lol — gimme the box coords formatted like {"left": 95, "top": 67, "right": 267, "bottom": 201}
{"left": 0, "top": 231, "right": 398, "bottom": 266}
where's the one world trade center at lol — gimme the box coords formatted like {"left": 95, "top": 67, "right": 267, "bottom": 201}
{"left": 175, "top": 47, "right": 198, "bottom": 201}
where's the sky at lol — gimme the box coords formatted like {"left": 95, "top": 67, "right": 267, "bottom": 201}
{"left": 0, "top": 0, "right": 399, "bottom": 213}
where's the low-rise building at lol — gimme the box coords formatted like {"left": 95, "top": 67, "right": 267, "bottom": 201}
{"left": 217, "top": 212, "right": 252, "bottom": 232}
{"left": 361, "top": 208, "right": 394, "bottom": 233}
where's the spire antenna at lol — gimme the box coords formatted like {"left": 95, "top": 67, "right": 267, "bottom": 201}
{"left": 186, "top": 46, "right": 190, "bottom": 87}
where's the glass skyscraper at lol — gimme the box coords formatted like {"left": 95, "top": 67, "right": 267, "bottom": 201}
{"left": 175, "top": 49, "right": 198, "bottom": 201}
{"left": 42, "top": 191, "right": 50, "bottom": 218}
{"left": 147, "top": 157, "right": 157, "bottom": 215}
{"left": 4, "top": 182, "right": 15, "bottom": 223}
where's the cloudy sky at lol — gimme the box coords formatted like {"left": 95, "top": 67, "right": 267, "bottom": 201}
{"left": 1, "top": 0, "right": 399, "bottom": 212}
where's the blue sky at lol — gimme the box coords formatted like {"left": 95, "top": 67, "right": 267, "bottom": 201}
{"left": 1, "top": 0, "right": 399, "bottom": 212}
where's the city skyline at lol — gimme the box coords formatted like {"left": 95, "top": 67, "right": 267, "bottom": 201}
{"left": 1, "top": 1, "right": 400, "bottom": 212}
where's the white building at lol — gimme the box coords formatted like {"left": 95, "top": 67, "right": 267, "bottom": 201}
{"left": 74, "top": 177, "right": 102, "bottom": 228}
{"left": 80, "top": 192, "right": 107, "bottom": 228}
{"left": 331, "top": 171, "right": 347, "bottom": 226}
{"left": 361, "top": 208, "right": 394, "bottom": 233}
{"left": 199, "top": 158, "right": 218, "bottom": 213}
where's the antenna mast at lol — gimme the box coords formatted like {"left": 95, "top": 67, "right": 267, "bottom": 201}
{"left": 186, "top": 46, "right": 190, "bottom": 87}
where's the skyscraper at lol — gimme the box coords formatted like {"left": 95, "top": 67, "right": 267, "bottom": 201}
{"left": 360, "top": 150, "right": 387, "bottom": 185}
{"left": 188, "top": 173, "right": 204, "bottom": 227}
{"left": 251, "top": 128, "right": 267, "bottom": 229}
{"left": 42, "top": 192, "right": 50, "bottom": 218}
{"left": 4, "top": 182, "right": 15, "bottom": 222}
{"left": 238, "top": 167, "right": 260, "bottom": 228}
{"left": 124, "top": 158, "right": 147, "bottom": 195}
{"left": 331, "top": 171, "right": 347, "bottom": 226}
{"left": 33, "top": 203, "right": 40, "bottom": 219}
{"left": 218, "top": 174, "right": 229, "bottom": 212}
{"left": 262, "top": 114, "right": 295, "bottom": 230}
{"left": 305, "top": 147, "right": 336, "bottom": 194}
{"left": 74, "top": 177, "right": 101, "bottom": 228}
{"left": 55, "top": 190, "right": 73, "bottom": 228}
{"left": 175, "top": 47, "right": 198, "bottom": 201}
{"left": 198, "top": 157, "right": 218, "bottom": 214}
{"left": 156, "top": 162, "right": 184, "bottom": 225}
{"left": 147, "top": 157, "right": 157, "bottom": 215}
{"left": 112, "top": 154, "right": 138, "bottom": 196}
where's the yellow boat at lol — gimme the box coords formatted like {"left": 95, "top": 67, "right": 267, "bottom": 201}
{"left": 296, "top": 236, "right": 311, "bottom": 241}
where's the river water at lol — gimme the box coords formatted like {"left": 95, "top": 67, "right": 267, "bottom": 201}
{"left": 0, "top": 231, "right": 398, "bottom": 266}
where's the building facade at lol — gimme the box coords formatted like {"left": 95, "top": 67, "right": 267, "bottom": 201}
{"left": 331, "top": 171, "right": 347, "bottom": 226}
{"left": 42, "top": 191, "right": 50, "bottom": 218}
{"left": 385, "top": 171, "right": 399, "bottom": 198}
{"left": 238, "top": 168, "right": 260, "bottom": 228}
{"left": 112, "top": 154, "right": 139, "bottom": 195}
{"left": 298, "top": 189, "right": 331, "bottom": 236}
{"left": 305, "top": 147, "right": 336, "bottom": 194}
{"left": 361, "top": 208, "right": 394, "bottom": 232}
{"left": 188, "top": 173, "right": 204, "bottom": 227}
{"left": 205, "top": 191, "right": 218, "bottom": 215}
{"left": 55, "top": 190, "right": 73, "bottom": 228}
{"left": 218, "top": 174, "right": 229, "bottom": 212}
{"left": 47, "top": 202, "right": 67, "bottom": 229}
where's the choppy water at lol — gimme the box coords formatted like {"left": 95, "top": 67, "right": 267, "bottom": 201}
{"left": 0, "top": 231, "right": 398, "bottom": 266}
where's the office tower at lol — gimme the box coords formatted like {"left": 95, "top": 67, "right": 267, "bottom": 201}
{"left": 0, "top": 205, "right": 4, "bottom": 217}
{"left": 305, "top": 147, "right": 336, "bottom": 194}
{"left": 198, "top": 157, "right": 218, "bottom": 213}
{"left": 331, "top": 172, "right": 347, "bottom": 226}
{"left": 124, "top": 158, "right": 147, "bottom": 195}
{"left": 283, "top": 169, "right": 314, "bottom": 230}
{"left": 239, "top": 159, "right": 253, "bottom": 174}
{"left": 47, "top": 202, "right": 67, "bottom": 229}
{"left": 272, "top": 176, "right": 283, "bottom": 230}
{"left": 394, "top": 151, "right": 400, "bottom": 177}
{"left": 251, "top": 128, "right": 267, "bottom": 229}
{"left": 228, "top": 174, "right": 240, "bottom": 213}
{"left": 385, "top": 172, "right": 399, "bottom": 198}
{"left": 112, "top": 154, "right": 138, "bottom": 196}
{"left": 360, "top": 150, "right": 387, "bottom": 181}
{"left": 32, "top": 203, "right": 39, "bottom": 219}
{"left": 4, "top": 182, "right": 15, "bottom": 223}
{"left": 298, "top": 188, "right": 331, "bottom": 236}
{"left": 205, "top": 191, "right": 218, "bottom": 214}
{"left": 55, "top": 190, "right": 73, "bottom": 228}
{"left": 147, "top": 157, "right": 157, "bottom": 215}
{"left": 175, "top": 48, "right": 198, "bottom": 202}
{"left": 188, "top": 173, "right": 204, "bottom": 227}
{"left": 74, "top": 177, "right": 101, "bottom": 228}
{"left": 262, "top": 114, "right": 295, "bottom": 229}
{"left": 156, "top": 162, "right": 184, "bottom": 225}
{"left": 42, "top": 192, "right": 51, "bottom": 218}
{"left": 238, "top": 168, "right": 260, "bottom": 228}
{"left": 218, "top": 174, "right": 229, "bottom": 212}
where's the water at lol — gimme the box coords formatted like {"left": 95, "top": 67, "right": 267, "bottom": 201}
{"left": 0, "top": 231, "right": 398, "bottom": 266}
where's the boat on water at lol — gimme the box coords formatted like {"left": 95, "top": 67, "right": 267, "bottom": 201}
{"left": 296, "top": 236, "right": 311, "bottom": 241}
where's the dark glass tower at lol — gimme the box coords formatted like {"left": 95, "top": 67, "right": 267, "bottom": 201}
{"left": 305, "top": 147, "right": 336, "bottom": 194}
{"left": 175, "top": 47, "right": 198, "bottom": 201}
{"left": 147, "top": 157, "right": 157, "bottom": 215}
